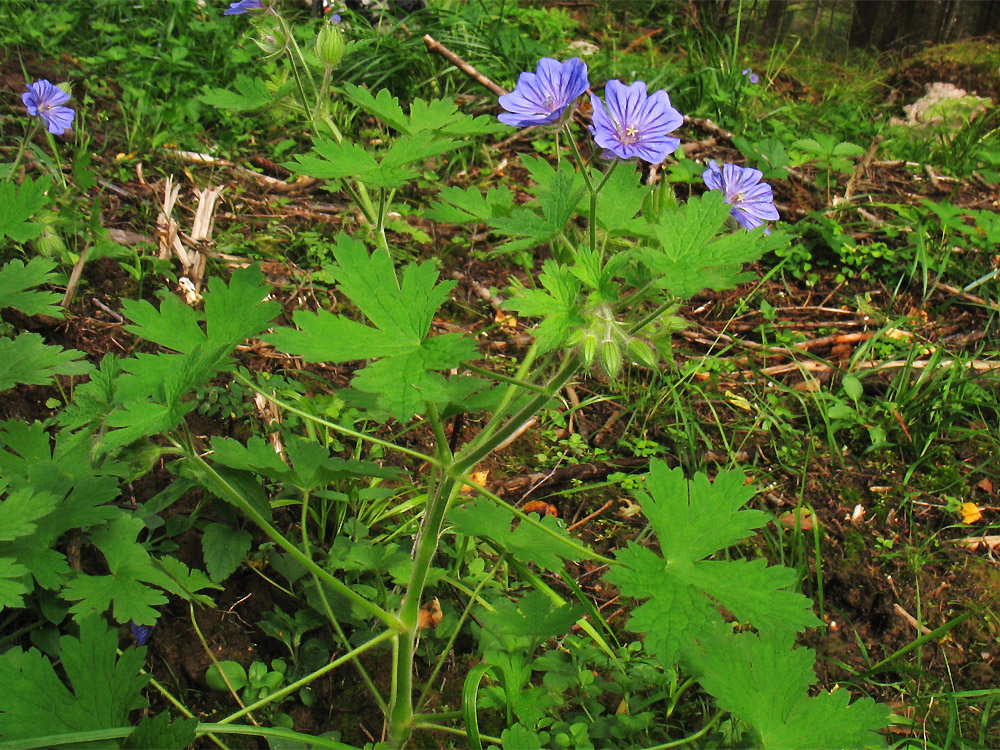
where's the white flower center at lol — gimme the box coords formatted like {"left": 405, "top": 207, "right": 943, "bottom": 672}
{"left": 620, "top": 124, "right": 639, "bottom": 143}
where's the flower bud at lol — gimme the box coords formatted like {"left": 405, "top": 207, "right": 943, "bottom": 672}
{"left": 581, "top": 330, "right": 599, "bottom": 368}
{"left": 253, "top": 20, "right": 287, "bottom": 56}
{"left": 626, "top": 338, "right": 658, "bottom": 368}
{"left": 599, "top": 339, "right": 622, "bottom": 379}
{"left": 315, "top": 21, "right": 345, "bottom": 68}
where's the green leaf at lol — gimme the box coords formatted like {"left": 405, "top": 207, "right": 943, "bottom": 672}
{"left": 635, "top": 191, "right": 784, "bottom": 297}
{"left": 0, "top": 557, "right": 30, "bottom": 608}
{"left": 206, "top": 660, "right": 249, "bottom": 692}
{"left": 199, "top": 74, "right": 274, "bottom": 111}
{"left": 504, "top": 259, "right": 585, "bottom": 353}
{"left": 0, "top": 487, "right": 59, "bottom": 541}
{"left": 63, "top": 515, "right": 214, "bottom": 624}
{"left": 605, "top": 460, "right": 819, "bottom": 668}
{"left": 0, "top": 257, "right": 63, "bottom": 316}
{"left": 122, "top": 265, "right": 278, "bottom": 354}
{"left": 490, "top": 161, "right": 583, "bottom": 254}
{"left": 0, "top": 616, "right": 148, "bottom": 742}
{"left": 425, "top": 185, "right": 514, "bottom": 224}
{"left": 342, "top": 84, "right": 410, "bottom": 133}
{"left": 691, "top": 629, "right": 889, "bottom": 749}
{"left": 0, "top": 333, "right": 92, "bottom": 391}
{"left": 480, "top": 590, "right": 585, "bottom": 643}
{"left": 502, "top": 723, "right": 546, "bottom": 750}
{"left": 289, "top": 131, "right": 467, "bottom": 189}
{"left": 109, "top": 267, "right": 277, "bottom": 446}
{"left": 0, "top": 175, "right": 52, "bottom": 243}
{"left": 122, "top": 711, "right": 198, "bottom": 750}
{"left": 202, "top": 522, "right": 253, "bottom": 583}
{"left": 266, "top": 234, "right": 478, "bottom": 421}
{"left": 591, "top": 163, "right": 650, "bottom": 234}
{"left": 449, "top": 498, "right": 579, "bottom": 571}
{"left": 342, "top": 85, "right": 505, "bottom": 138}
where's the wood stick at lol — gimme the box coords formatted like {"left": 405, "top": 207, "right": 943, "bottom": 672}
{"left": 422, "top": 34, "right": 507, "bottom": 97}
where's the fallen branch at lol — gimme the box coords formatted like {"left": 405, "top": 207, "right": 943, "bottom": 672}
{"left": 422, "top": 34, "right": 507, "bottom": 97}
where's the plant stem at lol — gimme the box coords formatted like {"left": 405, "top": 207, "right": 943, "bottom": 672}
{"left": 387, "top": 405, "right": 461, "bottom": 747}
{"left": 7, "top": 121, "right": 40, "bottom": 181}
{"left": 177, "top": 440, "right": 402, "bottom": 631}
{"left": 454, "top": 353, "right": 580, "bottom": 477}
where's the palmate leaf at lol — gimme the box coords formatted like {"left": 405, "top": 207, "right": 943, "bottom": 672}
{"left": 288, "top": 132, "right": 463, "bottom": 189}
{"left": 107, "top": 266, "right": 278, "bottom": 446}
{"left": 489, "top": 162, "right": 583, "bottom": 254}
{"left": 605, "top": 460, "right": 819, "bottom": 668}
{"left": 199, "top": 74, "right": 275, "bottom": 111}
{"left": 504, "top": 259, "right": 585, "bottom": 353}
{"left": 425, "top": 185, "right": 514, "bottom": 224}
{"left": 0, "top": 557, "right": 30, "bottom": 608}
{"left": 0, "top": 616, "right": 149, "bottom": 743}
{"left": 0, "top": 333, "right": 92, "bottom": 391}
{"left": 63, "top": 515, "right": 218, "bottom": 625}
{"left": 691, "top": 628, "right": 889, "bottom": 749}
{"left": 342, "top": 84, "right": 504, "bottom": 138}
{"left": 266, "top": 234, "right": 478, "bottom": 421}
{"left": 634, "top": 191, "right": 787, "bottom": 297}
{"left": 0, "top": 257, "right": 63, "bottom": 315}
{"left": 0, "top": 175, "right": 52, "bottom": 243}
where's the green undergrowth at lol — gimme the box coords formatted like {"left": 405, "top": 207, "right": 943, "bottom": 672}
{"left": 2, "top": 1, "right": 1000, "bottom": 748}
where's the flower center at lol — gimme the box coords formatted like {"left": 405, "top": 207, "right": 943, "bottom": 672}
{"left": 543, "top": 96, "right": 557, "bottom": 113}
{"left": 621, "top": 124, "right": 639, "bottom": 144}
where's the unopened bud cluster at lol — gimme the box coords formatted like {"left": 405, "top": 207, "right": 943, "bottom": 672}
{"left": 569, "top": 303, "right": 659, "bottom": 379}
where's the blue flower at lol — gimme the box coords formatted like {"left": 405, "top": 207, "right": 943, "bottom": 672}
{"left": 498, "top": 57, "right": 589, "bottom": 127}
{"left": 330, "top": 13, "right": 341, "bottom": 24}
{"left": 589, "top": 80, "right": 683, "bottom": 164}
{"left": 130, "top": 622, "right": 156, "bottom": 646}
{"left": 702, "top": 160, "right": 779, "bottom": 231}
{"left": 224, "top": 0, "right": 264, "bottom": 14}
{"left": 741, "top": 68, "right": 759, "bottom": 84}
{"left": 22, "top": 79, "right": 75, "bottom": 135}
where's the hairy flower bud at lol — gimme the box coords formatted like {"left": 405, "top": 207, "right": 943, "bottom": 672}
{"left": 581, "top": 330, "right": 599, "bottom": 368}
{"left": 315, "top": 22, "right": 345, "bottom": 68}
{"left": 626, "top": 338, "right": 658, "bottom": 368}
{"left": 599, "top": 339, "right": 622, "bottom": 379}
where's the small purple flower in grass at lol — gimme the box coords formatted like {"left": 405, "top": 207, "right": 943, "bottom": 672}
{"left": 589, "top": 80, "right": 683, "bottom": 164}
{"left": 702, "top": 160, "right": 779, "bottom": 231}
{"left": 498, "top": 57, "right": 589, "bottom": 127}
{"left": 224, "top": 0, "right": 264, "bottom": 14}
{"left": 742, "top": 68, "right": 759, "bottom": 84}
{"left": 130, "top": 622, "right": 156, "bottom": 646}
{"left": 22, "top": 80, "right": 74, "bottom": 135}
{"left": 330, "top": 13, "right": 341, "bottom": 24}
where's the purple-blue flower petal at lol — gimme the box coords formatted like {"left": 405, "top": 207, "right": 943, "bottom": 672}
{"left": 588, "top": 80, "right": 683, "bottom": 164}
{"left": 224, "top": 0, "right": 264, "bottom": 14}
{"left": 130, "top": 622, "right": 156, "bottom": 646}
{"left": 702, "top": 161, "right": 779, "bottom": 231}
{"left": 22, "top": 80, "right": 75, "bottom": 135}
{"left": 498, "top": 57, "right": 589, "bottom": 128}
